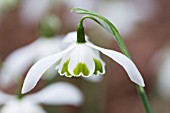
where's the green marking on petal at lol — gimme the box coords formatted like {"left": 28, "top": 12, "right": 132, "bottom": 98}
{"left": 93, "top": 58, "right": 103, "bottom": 75}
{"left": 73, "top": 62, "right": 90, "bottom": 76}
{"left": 61, "top": 59, "right": 71, "bottom": 77}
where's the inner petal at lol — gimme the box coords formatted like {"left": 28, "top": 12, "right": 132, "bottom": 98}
{"left": 68, "top": 44, "right": 95, "bottom": 77}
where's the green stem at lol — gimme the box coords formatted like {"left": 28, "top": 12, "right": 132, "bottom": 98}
{"left": 72, "top": 8, "right": 153, "bottom": 113}
{"left": 77, "top": 22, "right": 86, "bottom": 43}
{"left": 136, "top": 85, "right": 153, "bottom": 113}
{"left": 77, "top": 16, "right": 101, "bottom": 43}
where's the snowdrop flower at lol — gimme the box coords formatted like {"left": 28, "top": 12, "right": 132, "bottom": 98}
{"left": 22, "top": 31, "right": 145, "bottom": 94}
{"left": 0, "top": 37, "right": 63, "bottom": 87}
{"left": 62, "top": 31, "right": 103, "bottom": 82}
{"left": 0, "top": 82, "right": 83, "bottom": 113}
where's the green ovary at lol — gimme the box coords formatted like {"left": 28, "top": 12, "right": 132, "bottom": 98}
{"left": 61, "top": 59, "right": 71, "bottom": 77}
{"left": 73, "top": 63, "right": 90, "bottom": 76}
{"left": 93, "top": 58, "right": 103, "bottom": 75}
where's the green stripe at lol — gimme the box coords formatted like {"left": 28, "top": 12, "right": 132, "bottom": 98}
{"left": 73, "top": 62, "right": 90, "bottom": 76}
{"left": 93, "top": 58, "right": 103, "bottom": 75}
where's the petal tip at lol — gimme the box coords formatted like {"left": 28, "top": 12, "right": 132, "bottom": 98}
{"left": 21, "top": 81, "right": 34, "bottom": 94}
{"left": 21, "top": 88, "right": 27, "bottom": 94}
{"left": 135, "top": 79, "right": 145, "bottom": 87}
{"left": 141, "top": 82, "right": 145, "bottom": 87}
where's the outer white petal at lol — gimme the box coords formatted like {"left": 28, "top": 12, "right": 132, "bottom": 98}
{"left": 68, "top": 44, "right": 95, "bottom": 77}
{"left": 22, "top": 44, "right": 76, "bottom": 94}
{"left": 0, "top": 91, "right": 15, "bottom": 105}
{"left": 24, "top": 82, "right": 83, "bottom": 106}
{"left": 87, "top": 42, "right": 145, "bottom": 87}
{"left": 0, "top": 99, "right": 46, "bottom": 113}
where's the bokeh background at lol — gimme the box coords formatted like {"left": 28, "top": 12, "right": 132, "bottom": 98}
{"left": 0, "top": 0, "right": 170, "bottom": 113}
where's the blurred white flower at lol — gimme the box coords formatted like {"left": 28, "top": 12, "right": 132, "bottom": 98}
{"left": 156, "top": 45, "right": 170, "bottom": 100}
{"left": 0, "top": 82, "right": 83, "bottom": 113}
{"left": 21, "top": 0, "right": 51, "bottom": 25}
{"left": 0, "top": 37, "right": 63, "bottom": 87}
{"left": 0, "top": 91, "right": 14, "bottom": 104}
{"left": 1, "top": 99, "right": 46, "bottom": 113}
{"left": 22, "top": 31, "right": 145, "bottom": 94}
{"left": 20, "top": 0, "right": 97, "bottom": 25}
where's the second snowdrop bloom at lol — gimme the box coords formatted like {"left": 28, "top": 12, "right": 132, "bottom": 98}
{"left": 0, "top": 37, "right": 63, "bottom": 87}
{"left": 22, "top": 31, "right": 145, "bottom": 94}
{"left": 0, "top": 82, "right": 83, "bottom": 113}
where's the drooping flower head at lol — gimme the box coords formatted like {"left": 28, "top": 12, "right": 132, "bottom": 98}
{"left": 22, "top": 21, "right": 145, "bottom": 94}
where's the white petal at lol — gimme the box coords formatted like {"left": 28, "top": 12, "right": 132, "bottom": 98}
{"left": 68, "top": 44, "right": 95, "bottom": 77}
{"left": 42, "top": 65, "right": 57, "bottom": 80}
{"left": 22, "top": 44, "right": 76, "bottom": 94}
{"left": 0, "top": 91, "right": 15, "bottom": 105}
{"left": 25, "top": 82, "right": 83, "bottom": 106}
{"left": 87, "top": 42, "right": 145, "bottom": 87}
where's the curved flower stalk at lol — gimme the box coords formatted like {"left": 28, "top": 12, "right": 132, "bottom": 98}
{"left": 0, "top": 37, "right": 63, "bottom": 87}
{"left": 0, "top": 82, "right": 83, "bottom": 113}
{"left": 22, "top": 31, "right": 145, "bottom": 94}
